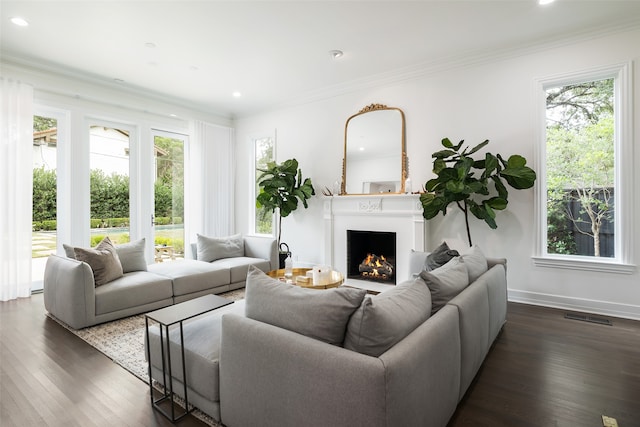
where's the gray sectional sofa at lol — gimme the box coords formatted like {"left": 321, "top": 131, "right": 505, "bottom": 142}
{"left": 145, "top": 247, "right": 508, "bottom": 427}
{"left": 43, "top": 235, "right": 277, "bottom": 329}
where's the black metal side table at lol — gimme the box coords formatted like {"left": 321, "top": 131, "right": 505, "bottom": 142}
{"left": 145, "top": 294, "right": 233, "bottom": 422}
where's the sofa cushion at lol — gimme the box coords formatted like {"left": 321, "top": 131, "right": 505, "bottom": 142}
{"left": 94, "top": 271, "right": 173, "bottom": 315}
{"left": 424, "top": 241, "right": 459, "bottom": 271}
{"left": 210, "top": 257, "right": 271, "bottom": 283}
{"left": 197, "top": 233, "right": 244, "bottom": 262}
{"left": 420, "top": 257, "right": 469, "bottom": 315}
{"left": 343, "top": 276, "right": 432, "bottom": 357}
{"left": 73, "top": 237, "right": 124, "bottom": 286}
{"left": 147, "top": 300, "right": 246, "bottom": 403}
{"left": 461, "top": 245, "right": 488, "bottom": 282}
{"left": 244, "top": 266, "right": 366, "bottom": 345}
{"left": 114, "top": 238, "right": 147, "bottom": 273}
{"left": 149, "top": 260, "right": 230, "bottom": 297}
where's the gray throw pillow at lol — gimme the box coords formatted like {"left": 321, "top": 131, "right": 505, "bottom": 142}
{"left": 63, "top": 243, "right": 76, "bottom": 259}
{"left": 420, "top": 257, "right": 469, "bottom": 315}
{"left": 244, "top": 265, "right": 367, "bottom": 345}
{"left": 115, "top": 238, "right": 147, "bottom": 273}
{"left": 343, "top": 277, "right": 432, "bottom": 357}
{"left": 197, "top": 233, "right": 244, "bottom": 262}
{"left": 424, "top": 241, "right": 459, "bottom": 271}
{"left": 73, "top": 236, "right": 124, "bottom": 286}
{"left": 461, "top": 245, "right": 488, "bottom": 282}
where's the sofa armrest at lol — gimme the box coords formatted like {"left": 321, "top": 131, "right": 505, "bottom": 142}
{"left": 43, "top": 255, "right": 96, "bottom": 329}
{"left": 243, "top": 236, "right": 278, "bottom": 270}
{"left": 220, "top": 314, "right": 386, "bottom": 427}
{"left": 487, "top": 257, "right": 507, "bottom": 273}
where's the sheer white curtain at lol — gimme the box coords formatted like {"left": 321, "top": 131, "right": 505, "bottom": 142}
{"left": 0, "top": 78, "right": 34, "bottom": 301}
{"left": 188, "top": 120, "right": 234, "bottom": 246}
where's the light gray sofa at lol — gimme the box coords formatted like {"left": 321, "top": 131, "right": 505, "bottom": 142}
{"left": 44, "top": 235, "right": 277, "bottom": 329}
{"left": 145, "top": 251, "right": 507, "bottom": 427}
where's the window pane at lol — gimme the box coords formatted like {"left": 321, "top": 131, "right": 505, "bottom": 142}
{"left": 153, "top": 134, "right": 185, "bottom": 262}
{"left": 255, "top": 136, "right": 274, "bottom": 235}
{"left": 32, "top": 115, "right": 58, "bottom": 290}
{"left": 545, "top": 78, "right": 615, "bottom": 257}
{"left": 89, "top": 125, "right": 130, "bottom": 245}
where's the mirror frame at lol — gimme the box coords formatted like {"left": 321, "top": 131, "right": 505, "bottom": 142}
{"left": 341, "top": 103, "right": 407, "bottom": 195}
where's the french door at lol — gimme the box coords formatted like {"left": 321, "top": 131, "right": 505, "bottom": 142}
{"left": 151, "top": 130, "right": 186, "bottom": 262}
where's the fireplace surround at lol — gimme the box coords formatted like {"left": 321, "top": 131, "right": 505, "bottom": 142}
{"left": 323, "top": 194, "right": 426, "bottom": 285}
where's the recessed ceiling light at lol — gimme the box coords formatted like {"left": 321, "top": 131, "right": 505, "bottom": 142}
{"left": 539, "top": 0, "right": 555, "bottom": 4}
{"left": 11, "top": 17, "right": 29, "bottom": 26}
{"left": 145, "top": 42, "right": 156, "bottom": 48}
{"left": 329, "top": 50, "right": 344, "bottom": 59}
{"left": 232, "top": 91, "right": 242, "bottom": 98}
{"left": 169, "top": 113, "right": 178, "bottom": 118}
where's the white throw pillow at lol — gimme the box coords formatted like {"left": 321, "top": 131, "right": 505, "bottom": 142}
{"left": 461, "top": 245, "right": 488, "bottom": 282}
{"left": 197, "top": 233, "right": 244, "bottom": 262}
{"left": 115, "top": 238, "right": 147, "bottom": 273}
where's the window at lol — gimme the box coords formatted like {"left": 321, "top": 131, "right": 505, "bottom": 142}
{"left": 152, "top": 130, "right": 186, "bottom": 262}
{"left": 534, "top": 63, "right": 633, "bottom": 273}
{"left": 89, "top": 123, "right": 132, "bottom": 245}
{"left": 32, "top": 114, "right": 59, "bottom": 291}
{"left": 252, "top": 133, "right": 275, "bottom": 235}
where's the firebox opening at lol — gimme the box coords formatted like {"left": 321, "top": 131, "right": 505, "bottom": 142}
{"left": 347, "top": 230, "right": 396, "bottom": 285}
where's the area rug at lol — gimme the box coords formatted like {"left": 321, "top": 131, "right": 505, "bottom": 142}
{"left": 48, "top": 288, "right": 245, "bottom": 426}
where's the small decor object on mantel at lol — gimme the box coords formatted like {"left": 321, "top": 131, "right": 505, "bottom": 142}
{"left": 256, "top": 158, "right": 315, "bottom": 267}
{"left": 420, "top": 138, "right": 537, "bottom": 247}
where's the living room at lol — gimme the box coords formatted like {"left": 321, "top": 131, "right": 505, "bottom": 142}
{"left": 2, "top": 1, "right": 640, "bottom": 426}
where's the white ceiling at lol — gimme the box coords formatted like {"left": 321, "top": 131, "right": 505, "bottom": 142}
{"left": 2, "top": 1, "right": 640, "bottom": 119}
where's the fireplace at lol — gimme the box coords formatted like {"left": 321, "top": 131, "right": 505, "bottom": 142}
{"left": 323, "top": 194, "right": 426, "bottom": 284}
{"left": 347, "top": 230, "right": 396, "bottom": 285}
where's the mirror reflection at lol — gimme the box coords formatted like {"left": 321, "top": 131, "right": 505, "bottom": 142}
{"left": 342, "top": 104, "right": 406, "bottom": 195}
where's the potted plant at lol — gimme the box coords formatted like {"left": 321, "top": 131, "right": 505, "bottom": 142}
{"left": 420, "top": 138, "right": 536, "bottom": 247}
{"left": 256, "top": 158, "right": 315, "bottom": 267}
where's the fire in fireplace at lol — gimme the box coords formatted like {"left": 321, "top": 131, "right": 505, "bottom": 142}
{"left": 359, "top": 253, "right": 394, "bottom": 280}
{"left": 347, "top": 230, "right": 396, "bottom": 285}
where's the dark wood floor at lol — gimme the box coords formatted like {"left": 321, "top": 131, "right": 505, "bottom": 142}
{"left": 1, "top": 295, "right": 639, "bottom": 427}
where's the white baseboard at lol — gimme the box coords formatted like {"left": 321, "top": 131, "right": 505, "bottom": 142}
{"left": 508, "top": 289, "right": 640, "bottom": 321}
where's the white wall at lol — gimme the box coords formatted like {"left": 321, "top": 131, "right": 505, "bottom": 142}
{"left": 235, "top": 27, "right": 640, "bottom": 320}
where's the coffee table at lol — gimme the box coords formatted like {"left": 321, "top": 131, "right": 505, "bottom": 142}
{"left": 266, "top": 268, "right": 344, "bottom": 289}
{"left": 145, "top": 294, "right": 233, "bottom": 422}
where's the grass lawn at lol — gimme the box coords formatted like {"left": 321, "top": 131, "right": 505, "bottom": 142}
{"left": 32, "top": 227, "right": 185, "bottom": 258}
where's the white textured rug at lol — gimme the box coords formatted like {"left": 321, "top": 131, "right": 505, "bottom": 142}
{"left": 49, "top": 288, "right": 246, "bottom": 426}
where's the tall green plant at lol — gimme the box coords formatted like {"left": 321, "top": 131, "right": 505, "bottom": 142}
{"left": 420, "top": 138, "right": 536, "bottom": 247}
{"left": 256, "top": 158, "right": 315, "bottom": 246}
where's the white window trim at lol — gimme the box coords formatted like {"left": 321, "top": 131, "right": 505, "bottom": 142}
{"left": 249, "top": 130, "right": 277, "bottom": 238}
{"left": 533, "top": 61, "right": 635, "bottom": 274}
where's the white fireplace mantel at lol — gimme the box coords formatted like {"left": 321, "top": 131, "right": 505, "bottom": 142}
{"left": 323, "top": 194, "right": 427, "bottom": 283}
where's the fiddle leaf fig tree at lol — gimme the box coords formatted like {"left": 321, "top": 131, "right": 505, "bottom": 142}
{"left": 256, "top": 158, "right": 315, "bottom": 247}
{"left": 420, "top": 138, "right": 536, "bottom": 247}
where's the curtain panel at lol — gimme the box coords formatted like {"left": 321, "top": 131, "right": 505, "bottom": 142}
{"left": 0, "top": 78, "right": 34, "bottom": 301}
{"left": 188, "top": 121, "right": 234, "bottom": 251}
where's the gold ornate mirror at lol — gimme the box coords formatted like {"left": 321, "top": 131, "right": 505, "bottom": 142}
{"left": 341, "top": 104, "right": 406, "bottom": 195}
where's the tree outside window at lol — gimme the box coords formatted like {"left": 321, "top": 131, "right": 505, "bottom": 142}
{"left": 545, "top": 78, "right": 615, "bottom": 257}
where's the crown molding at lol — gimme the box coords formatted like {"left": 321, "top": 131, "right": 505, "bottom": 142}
{"left": 252, "top": 18, "right": 640, "bottom": 119}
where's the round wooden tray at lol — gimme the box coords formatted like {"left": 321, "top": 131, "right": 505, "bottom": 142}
{"left": 266, "top": 268, "right": 344, "bottom": 289}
